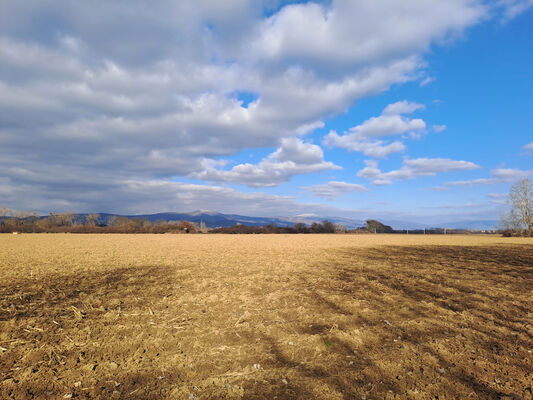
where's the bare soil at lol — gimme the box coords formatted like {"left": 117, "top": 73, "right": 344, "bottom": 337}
{"left": 0, "top": 234, "right": 532, "bottom": 399}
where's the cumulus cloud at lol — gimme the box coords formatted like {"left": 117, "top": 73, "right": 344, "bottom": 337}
{"left": 357, "top": 160, "right": 394, "bottom": 185}
{"left": 303, "top": 181, "right": 368, "bottom": 200}
{"left": 323, "top": 133, "right": 407, "bottom": 159}
{"left": 523, "top": 142, "right": 533, "bottom": 154}
{"left": 193, "top": 138, "right": 341, "bottom": 187}
{"left": 323, "top": 100, "right": 426, "bottom": 158}
{"left": 351, "top": 114, "right": 426, "bottom": 138}
{"left": 252, "top": 1, "right": 486, "bottom": 75}
{"left": 358, "top": 158, "right": 480, "bottom": 185}
{"left": 0, "top": 0, "right": 509, "bottom": 213}
{"left": 382, "top": 100, "right": 426, "bottom": 115}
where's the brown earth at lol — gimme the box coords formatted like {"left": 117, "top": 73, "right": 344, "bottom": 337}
{"left": 0, "top": 234, "right": 532, "bottom": 399}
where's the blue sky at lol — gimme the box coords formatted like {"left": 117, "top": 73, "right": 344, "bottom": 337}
{"left": 0, "top": 0, "right": 532, "bottom": 224}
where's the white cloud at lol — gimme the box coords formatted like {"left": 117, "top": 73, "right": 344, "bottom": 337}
{"left": 486, "top": 192, "right": 508, "bottom": 204}
{"left": 303, "top": 181, "right": 368, "bottom": 199}
{"left": 323, "top": 132, "right": 407, "bottom": 158}
{"left": 523, "top": 142, "right": 533, "bottom": 155}
{"left": 0, "top": 0, "right": 499, "bottom": 212}
{"left": 497, "top": 0, "right": 533, "bottom": 21}
{"left": 193, "top": 138, "right": 341, "bottom": 187}
{"left": 252, "top": 1, "right": 486, "bottom": 74}
{"left": 436, "top": 202, "right": 486, "bottom": 209}
{"left": 419, "top": 76, "right": 435, "bottom": 87}
{"left": 402, "top": 158, "right": 480, "bottom": 174}
{"left": 382, "top": 100, "right": 425, "bottom": 115}
{"left": 432, "top": 124, "right": 447, "bottom": 133}
{"left": 486, "top": 193, "right": 507, "bottom": 199}
{"left": 443, "top": 167, "right": 533, "bottom": 187}
{"left": 0, "top": 35, "right": 422, "bottom": 188}
{"left": 351, "top": 114, "right": 427, "bottom": 138}
{"left": 357, "top": 160, "right": 393, "bottom": 185}
{"left": 323, "top": 100, "right": 426, "bottom": 158}
{"left": 491, "top": 167, "right": 533, "bottom": 181}
{"left": 358, "top": 158, "right": 480, "bottom": 184}
{"left": 270, "top": 137, "right": 326, "bottom": 164}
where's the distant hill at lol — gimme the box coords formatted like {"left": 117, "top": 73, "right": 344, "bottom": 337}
{"left": 74, "top": 211, "right": 299, "bottom": 229}
{"left": 47, "top": 211, "right": 497, "bottom": 231}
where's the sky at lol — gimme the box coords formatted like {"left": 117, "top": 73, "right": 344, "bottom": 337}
{"left": 0, "top": 0, "right": 532, "bottom": 224}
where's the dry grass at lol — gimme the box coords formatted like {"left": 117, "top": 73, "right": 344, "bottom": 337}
{"left": 0, "top": 234, "right": 532, "bottom": 399}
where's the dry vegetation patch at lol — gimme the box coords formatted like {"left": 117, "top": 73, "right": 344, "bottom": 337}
{"left": 0, "top": 234, "right": 532, "bottom": 399}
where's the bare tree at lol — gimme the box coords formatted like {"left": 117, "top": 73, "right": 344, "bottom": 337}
{"left": 498, "top": 209, "right": 520, "bottom": 232}
{"left": 15, "top": 210, "right": 33, "bottom": 221}
{"left": 108, "top": 216, "right": 118, "bottom": 227}
{"left": 47, "top": 212, "right": 74, "bottom": 227}
{"left": 334, "top": 223, "right": 348, "bottom": 233}
{"left": 86, "top": 213, "right": 100, "bottom": 226}
{"left": 142, "top": 219, "right": 152, "bottom": 230}
{"left": 0, "top": 207, "right": 13, "bottom": 217}
{"left": 501, "top": 178, "right": 533, "bottom": 235}
{"left": 112, "top": 217, "right": 130, "bottom": 229}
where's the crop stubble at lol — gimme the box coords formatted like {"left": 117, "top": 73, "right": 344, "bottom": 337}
{"left": 0, "top": 234, "right": 532, "bottom": 399}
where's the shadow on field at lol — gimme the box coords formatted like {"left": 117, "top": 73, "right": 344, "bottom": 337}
{"left": 246, "top": 245, "right": 533, "bottom": 400}
{"left": 0, "top": 265, "right": 177, "bottom": 322}
{"left": 0, "top": 265, "right": 184, "bottom": 399}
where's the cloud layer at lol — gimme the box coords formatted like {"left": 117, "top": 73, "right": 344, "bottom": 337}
{"left": 0, "top": 0, "right": 531, "bottom": 214}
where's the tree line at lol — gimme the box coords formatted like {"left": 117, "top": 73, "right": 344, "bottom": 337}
{"left": 0, "top": 211, "right": 346, "bottom": 234}
{"left": 0, "top": 210, "right": 199, "bottom": 234}
{"left": 0, "top": 210, "right": 360, "bottom": 234}
{"left": 210, "top": 220, "right": 344, "bottom": 234}
{"left": 0, "top": 211, "right": 484, "bottom": 235}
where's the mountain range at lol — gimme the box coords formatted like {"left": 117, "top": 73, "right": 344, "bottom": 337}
{"left": 71, "top": 211, "right": 497, "bottom": 231}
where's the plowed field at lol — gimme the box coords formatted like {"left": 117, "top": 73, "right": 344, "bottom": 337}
{"left": 1, "top": 234, "right": 532, "bottom": 399}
